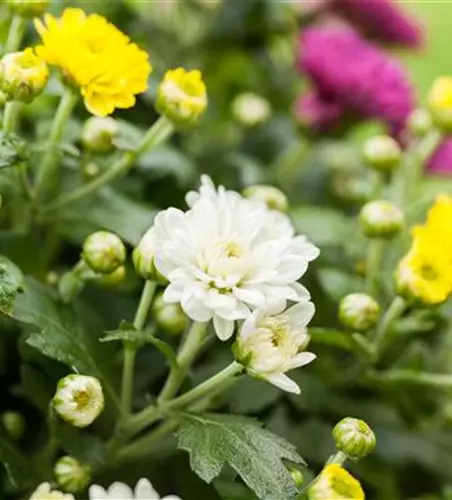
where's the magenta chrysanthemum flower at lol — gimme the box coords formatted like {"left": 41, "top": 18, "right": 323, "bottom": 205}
{"left": 295, "top": 91, "right": 343, "bottom": 130}
{"left": 427, "top": 140, "right": 452, "bottom": 175}
{"left": 298, "top": 26, "right": 415, "bottom": 136}
{"left": 331, "top": 0, "right": 423, "bottom": 48}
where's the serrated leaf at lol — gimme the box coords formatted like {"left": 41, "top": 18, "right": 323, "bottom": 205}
{"left": 0, "top": 132, "right": 28, "bottom": 169}
{"left": 176, "top": 413, "right": 304, "bottom": 500}
{"left": 13, "top": 278, "right": 120, "bottom": 411}
{"left": 0, "top": 255, "right": 24, "bottom": 316}
{"left": 0, "top": 423, "right": 32, "bottom": 487}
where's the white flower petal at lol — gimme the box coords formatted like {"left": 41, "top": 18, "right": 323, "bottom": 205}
{"left": 213, "top": 315, "right": 235, "bottom": 341}
{"left": 266, "top": 373, "right": 301, "bottom": 394}
{"left": 107, "top": 482, "right": 134, "bottom": 500}
{"left": 89, "top": 485, "right": 109, "bottom": 500}
{"left": 286, "top": 301, "right": 315, "bottom": 328}
{"left": 135, "top": 478, "right": 160, "bottom": 499}
{"left": 289, "top": 352, "right": 316, "bottom": 369}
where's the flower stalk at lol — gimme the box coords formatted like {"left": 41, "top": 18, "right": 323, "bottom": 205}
{"left": 372, "top": 296, "right": 406, "bottom": 358}
{"left": 2, "top": 101, "right": 21, "bottom": 133}
{"left": 4, "top": 14, "right": 27, "bottom": 54}
{"left": 365, "top": 239, "right": 384, "bottom": 298}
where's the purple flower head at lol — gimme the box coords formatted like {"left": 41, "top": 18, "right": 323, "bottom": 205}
{"left": 331, "top": 0, "right": 423, "bottom": 48}
{"left": 295, "top": 91, "right": 344, "bottom": 130}
{"left": 298, "top": 26, "right": 415, "bottom": 136}
{"left": 427, "top": 139, "right": 452, "bottom": 175}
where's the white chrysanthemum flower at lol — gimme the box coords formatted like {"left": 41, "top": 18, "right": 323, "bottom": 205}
{"left": 52, "top": 375, "right": 104, "bottom": 428}
{"left": 152, "top": 176, "right": 319, "bottom": 340}
{"left": 30, "top": 482, "right": 74, "bottom": 500}
{"left": 234, "top": 302, "right": 316, "bottom": 394}
{"left": 89, "top": 478, "right": 181, "bottom": 500}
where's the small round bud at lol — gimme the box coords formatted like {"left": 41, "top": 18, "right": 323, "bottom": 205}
{"left": 428, "top": 77, "right": 452, "bottom": 132}
{"left": 360, "top": 200, "right": 404, "bottom": 239}
{"left": 156, "top": 67, "right": 207, "bottom": 126}
{"left": 82, "top": 162, "right": 101, "bottom": 181}
{"left": 407, "top": 109, "right": 432, "bottom": 138}
{"left": 0, "top": 49, "right": 48, "bottom": 103}
{"left": 2, "top": 411, "right": 25, "bottom": 440}
{"left": 332, "top": 417, "right": 376, "bottom": 460}
{"left": 308, "top": 464, "right": 364, "bottom": 500}
{"left": 232, "top": 92, "right": 271, "bottom": 126}
{"left": 290, "top": 468, "right": 304, "bottom": 488}
{"left": 54, "top": 456, "right": 91, "bottom": 494}
{"left": 30, "top": 482, "right": 74, "bottom": 500}
{"left": 46, "top": 271, "right": 60, "bottom": 287}
{"left": 82, "top": 231, "right": 126, "bottom": 274}
{"left": 339, "top": 293, "right": 380, "bottom": 332}
{"left": 153, "top": 293, "right": 188, "bottom": 335}
{"left": 52, "top": 374, "right": 104, "bottom": 428}
{"left": 243, "top": 185, "right": 288, "bottom": 212}
{"left": 95, "top": 265, "right": 126, "bottom": 287}
{"left": 362, "top": 135, "right": 401, "bottom": 173}
{"left": 133, "top": 227, "right": 157, "bottom": 280}
{"left": 7, "top": 0, "right": 49, "bottom": 17}
{"left": 81, "top": 117, "right": 118, "bottom": 153}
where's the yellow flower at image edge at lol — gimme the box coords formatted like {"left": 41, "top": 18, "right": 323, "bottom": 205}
{"left": 309, "top": 464, "right": 365, "bottom": 500}
{"left": 34, "top": 8, "right": 152, "bottom": 116}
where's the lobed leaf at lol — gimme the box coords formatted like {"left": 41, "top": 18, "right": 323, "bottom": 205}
{"left": 0, "top": 255, "right": 24, "bottom": 316}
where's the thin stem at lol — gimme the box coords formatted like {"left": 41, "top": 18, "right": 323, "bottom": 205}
{"left": 40, "top": 116, "right": 174, "bottom": 215}
{"left": 4, "top": 15, "right": 27, "bottom": 54}
{"left": 326, "top": 450, "right": 348, "bottom": 466}
{"left": 120, "top": 281, "right": 157, "bottom": 416}
{"left": 158, "top": 321, "right": 208, "bottom": 403}
{"left": 373, "top": 296, "right": 406, "bottom": 358}
{"left": 2, "top": 101, "right": 22, "bottom": 134}
{"left": 34, "top": 89, "right": 78, "bottom": 199}
{"left": 367, "top": 369, "right": 452, "bottom": 388}
{"left": 365, "top": 239, "right": 384, "bottom": 298}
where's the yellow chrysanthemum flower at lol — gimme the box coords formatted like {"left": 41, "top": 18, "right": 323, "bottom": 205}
{"left": 308, "top": 464, "right": 365, "bottom": 500}
{"left": 156, "top": 67, "right": 207, "bottom": 125}
{"left": 414, "top": 195, "right": 452, "bottom": 252}
{"left": 428, "top": 77, "right": 452, "bottom": 131}
{"left": 34, "top": 8, "right": 152, "bottom": 117}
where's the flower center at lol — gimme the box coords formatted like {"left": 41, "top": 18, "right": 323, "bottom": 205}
{"left": 420, "top": 264, "right": 438, "bottom": 281}
{"left": 74, "top": 390, "right": 91, "bottom": 411}
{"left": 260, "top": 316, "right": 290, "bottom": 347}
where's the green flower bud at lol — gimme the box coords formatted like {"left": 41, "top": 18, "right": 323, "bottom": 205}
{"left": 290, "top": 468, "right": 304, "bottom": 489}
{"left": 81, "top": 117, "right": 118, "bottom": 153}
{"left": 339, "top": 293, "right": 380, "bottom": 332}
{"left": 362, "top": 135, "right": 401, "bottom": 173}
{"left": 156, "top": 67, "right": 207, "bottom": 126}
{"left": 308, "top": 464, "right": 364, "bottom": 500}
{"left": 360, "top": 200, "right": 404, "bottom": 239}
{"left": 7, "top": 0, "right": 50, "bottom": 17}
{"left": 30, "top": 482, "right": 74, "bottom": 500}
{"left": 54, "top": 456, "right": 91, "bottom": 494}
{"left": 133, "top": 227, "right": 160, "bottom": 281}
{"left": 407, "top": 109, "right": 432, "bottom": 138}
{"left": 243, "top": 185, "right": 288, "bottom": 212}
{"left": 232, "top": 92, "right": 271, "bottom": 126}
{"left": 82, "top": 231, "right": 126, "bottom": 274}
{"left": 333, "top": 417, "right": 376, "bottom": 460}
{"left": 52, "top": 374, "right": 104, "bottom": 428}
{"left": 94, "top": 265, "right": 126, "bottom": 287}
{"left": 153, "top": 293, "right": 188, "bottom": 335}
{"left": 0, "top": 49, "right": 48, "bottom": 103}
{"left": 82, "top": 162, "right": 101, "bottom": 181}
{"left": 2, "top": 411, "right": 25, "bottom": 440}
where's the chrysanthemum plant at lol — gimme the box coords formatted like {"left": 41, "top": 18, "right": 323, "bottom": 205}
{"left": 1, "top": 3, "right": 451, "bottom": 500}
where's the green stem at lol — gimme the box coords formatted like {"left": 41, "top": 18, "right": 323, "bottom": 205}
{"left": 34, "top": 89, "right": 78, "bottom": 199}
{"left": 373, "top": 296, "right": 406, "bottom": 358}
{"left": 365, "top": 239, "right": 384, "bottom": 298}
{"left": 2, "top": 101, "right": 22, "bottom": 134}
{"left": 40, "top": 116, "right": 174, "bottom": 215}
{"left": 121, "top": 281, "right": 157, "bottom": 416}
{"left": 158, "top": 321, "right": 208, "bottom": 403}
{"left": 367, "top": 369, "right": 452, "bottom": 388}
{"left": 325, "top": 450, "right": 348, "bottom": 466}
{"left": 4, "top": 15, "right": 27, "bottom": 54}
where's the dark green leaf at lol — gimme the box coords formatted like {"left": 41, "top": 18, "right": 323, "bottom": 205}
{"left": 0, "top": 132, "right": 28, "bottom": 169}
{"left": 0, "top": 423, "right": 32, "bottom": 487}
{"left": 176, "top": 412, "right": 304, "bottom": 500}
{"left": 14, "top": 365, "right": 54, "bottom": 412}
{"left": 0, "top": 255, "right": 24, "bottom": 316}
{"left": 58, "top": 425, "right": 105, "bottom": 467}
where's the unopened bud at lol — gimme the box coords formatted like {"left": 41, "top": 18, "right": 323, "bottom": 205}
{"left": 81, "top": 117, "right": 118, "bottom": 153}
{"left": 82, "top": 231, "right": 126, "bottom": 274}
{"left": 156, "top": 67, "right": 207, "bottom": 126}
{"left": 133, "top": 227, "right": 158, "bottom": 280}
{"left": 0, "top": 49, "right": 48, "bottom": 103}
{"left": 362, "top": 135, "right": 401, "bottom": 173}
{"left": 243, "top": 185, "right": 288, "bottom": 212}
{"left": 407, "top": 109, "right": 432, "bottom": 138}
{"left": 95, "top": 265, "right": 126, "bottom": 287}
{"left": 30, "top": 482, "right": 74, "bottom": 500}
{"left": 308, "top": 464, "right": 364, "bottom": 500}
{"left": 232, "top": 92, "right": 271, "bottom": 126}
{"left": 290, "top": 468, "right": 304, "bottom": 489}
{"left": 54, "top": 456, "right": 91, "bottom": 494}
{"left": 360, "top": 200, "right": 404, "bottom": 239}
{"left": 52, "top": 374, "right": 104, "bottom": 428}
{"left": 332, "top": 417, "right": 376, "bottom": 460}
{"left": 2, "top": 411, "right": 25, "bottom": 440}
{"left": 153, "top": 293, "right": 187, "bottom": 335}
{"left": 339, "top": 293, "right": 379, "bottom": 332}
{"left": 428, "top": 77, "right": 452, "bottom": 133}
{"left": 7, "top": 0, "right": 49, "bottom": 17}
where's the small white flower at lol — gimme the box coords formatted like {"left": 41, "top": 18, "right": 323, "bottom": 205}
{"left": 89, "top": 478, "right": 181, "bottom": 500}
{"left": 152, "top": 176, "right": 319, "bottom": 340}
{"left": 234, "top": 302, "right": 317, "bottom": 394}
{"left": 52, "top": 375, "right": 104, "bottom": 428}
{"left": 30, "top": 482, "right": 74, "bottom": 500}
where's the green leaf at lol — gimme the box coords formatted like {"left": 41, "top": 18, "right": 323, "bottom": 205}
{"left": 14, "top": 365, "right": 54, "bottom": 412}
{"left": 0, "top": 423, "right": 32, "bottom": 487}
{"left": 0, "top": 255, "right": 24, "bottom": 316}
{"left": 317, "top": 268, "right": 364, "bottom": 302}
{"left": 0, "top": 132, "right": 28, "bottom": 169}
{"left": 58, "top": 425, "right": 105, "bottom": 467}
{"left": 13, "top": 278, "right": 120, "bottom": 411}
{"left": 176, "top": 412, "right": 304, "bottom": 500}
